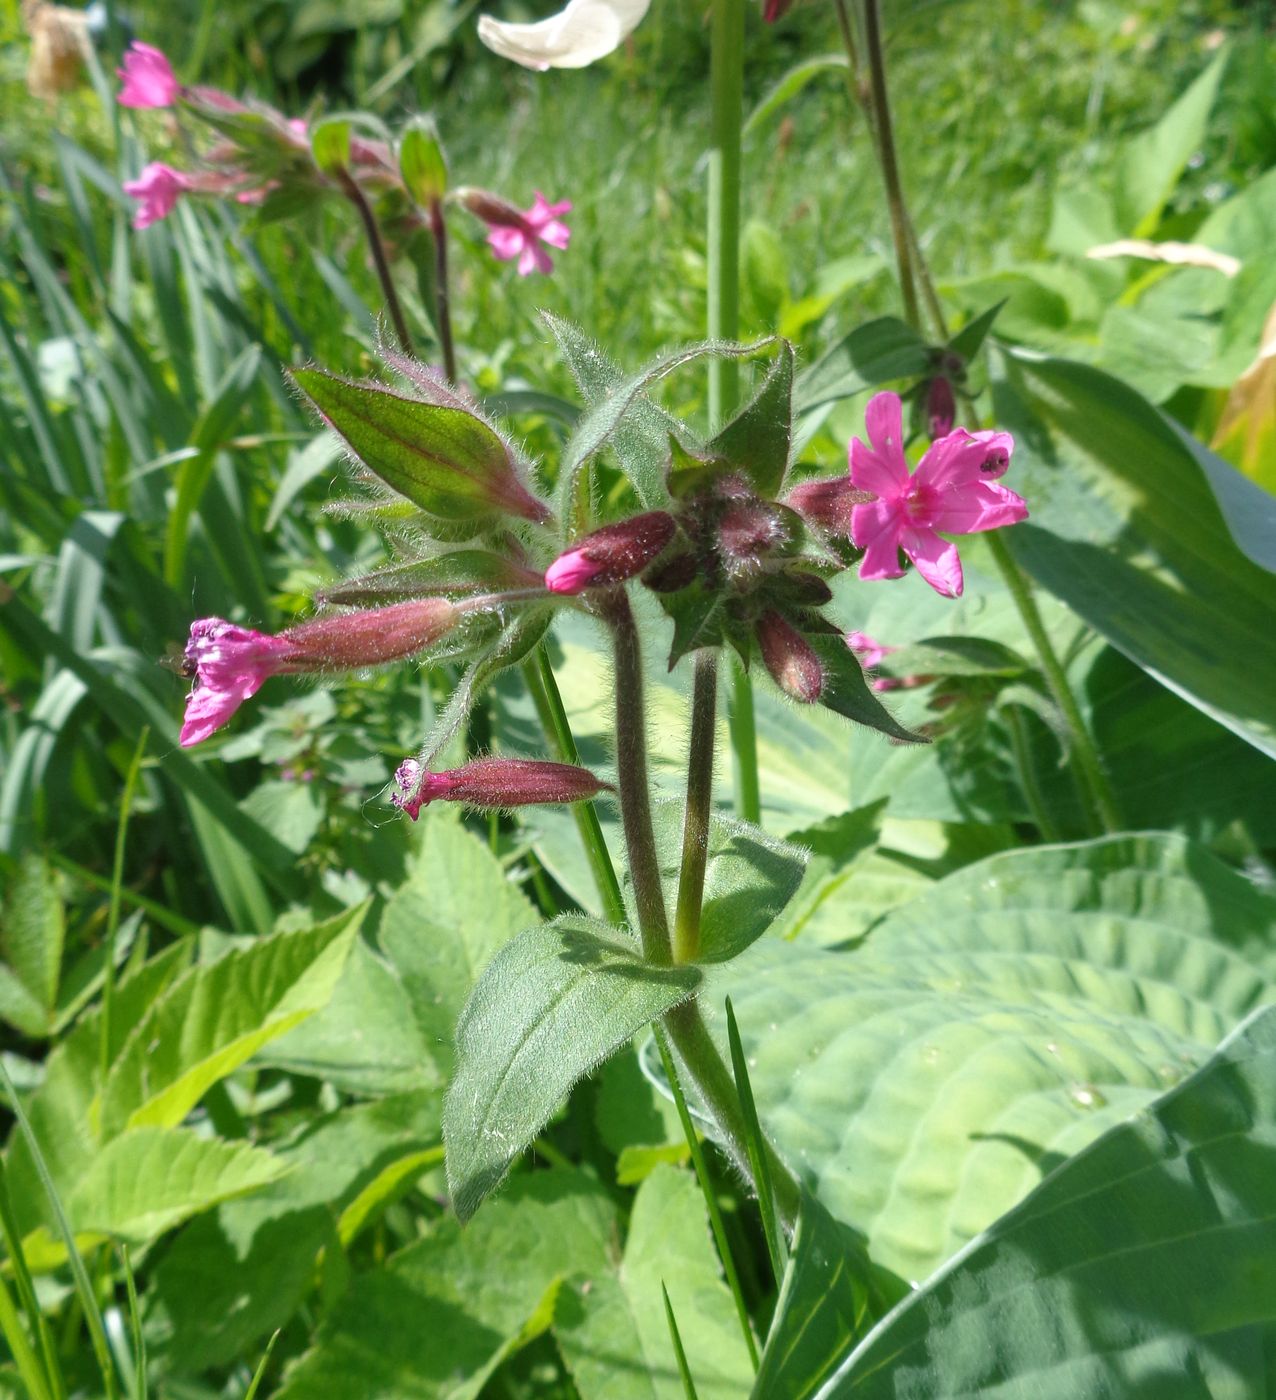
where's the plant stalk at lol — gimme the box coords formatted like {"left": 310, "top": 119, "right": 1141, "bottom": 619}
{"left": 673, "top": 651, "right": 718, "bottom": 963}
{"left": 603, "top": 591, "right": 671, "bottom": 962}
{"left": 99, "top": 727, "right": 148, "bottom": 1087}
{"left": 337, "top": 169, "right": 414, "bottom": 355}
{"left": 986, "top": 533, "right": 1121, "bottom": 834}
{"left": 522, "top": 648, "right": 627, "bottom": 926}
{"left": 428, "top": 197, "right": 459, "bottom": 384}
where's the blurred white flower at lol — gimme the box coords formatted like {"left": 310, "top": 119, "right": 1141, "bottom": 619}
{"left": 477, "top": 0, "right": 651, "bottom": 70}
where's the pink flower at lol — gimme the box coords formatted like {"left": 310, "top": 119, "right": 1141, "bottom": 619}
{"left": 123, "top": 162, "right": 192, "bottom": 229}
{"left": 179, "top": 620, "right": 291, "bottom": 746}
{"left": 849, "top": 392, "right": 1027, "bottom": 598}
{"left": 391, "top": 756, "right": 611, "bottom": 819}
{"left": 117, "top": 42, "right": 179, "bottom": 108}
{"left": 847, "top": 631, "right": 892, "bottom": 671}
{"left": 485, "top": 192, "right": 573, "bottom": 276}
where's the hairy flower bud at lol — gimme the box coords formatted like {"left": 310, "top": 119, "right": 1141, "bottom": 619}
{"left": 545, "top": 511, "right": 677, "bottom": 595}
{"left": 391, "top": 756, "right": 613, "bottom": 819}
{"left": 178, "top": 600, "right": 459, "bottom": 746}
{"left": 757, "top": 611, "right": 823, "bottom": 704}
{"left": 784, "top": 476, "right": 873, "bottom": 538}
{"left": 717, "top": 500, "right": 795, "bottom": 562}
{"left": 925, "top": 375, "right": 956, "bottom": 440}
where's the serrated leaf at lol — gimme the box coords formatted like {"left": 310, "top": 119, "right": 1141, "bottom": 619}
{"left": 795, "top": 317, "right": 929, "bottom": 415}
{"left": 721, "top": 833, "right": 1276, "bottom": 1287}
{"left": 292, "top": 369, "right": 543, "bottom": 523}
{"left": 445, "top": 917, "right": 701, "bottom": 1220}
{"left": 99, "top": 906, "right": 363, "bottom": 1136}
{"left": 825, "top": 1000, "right": 1276, "bottom": 1396}
{"left": 556, "top": 1166, "right": 756, "bottom": 1400}
{"left": 705, "top": 343, "right": 795, "bottom": 497}
{"left": 807, "top": 634, "right": 928, "bottom": 743}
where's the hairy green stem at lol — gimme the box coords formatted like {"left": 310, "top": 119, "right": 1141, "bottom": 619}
{"left": 427, "top": 197, "right": 459, "bottom": 384}
{"left": 986, "top": 533, "right": 1122, "bottom": 834}
{"left": 337, "top": 169, "right": 414, "bottom": 355}
{"left": 522, "top": 648, "right": 627, "bottom": 926}
{"left": 673, "top": 652, "right": 718, "bottom": 963}
{"left": 604, "top": 592, "right": 671, "bottom": 962}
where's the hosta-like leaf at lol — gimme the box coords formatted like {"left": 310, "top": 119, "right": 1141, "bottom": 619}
{"left": 824, "top": 1000, "right": 1276, "bottom": 1396}
{"left": 445, "top": 916, "right": 700, "bottom": 1221}
{"left": 719, "top": 834, "right": 1276, "bottom": 1286}
{"left": 556, "top": 1165, "right": 756, "bottom": 1400}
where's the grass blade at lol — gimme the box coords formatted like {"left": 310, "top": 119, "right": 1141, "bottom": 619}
{"left": 0, "top": 1159, "right": 65, "bottom": 1400}
{"left": 243, "top": 1329, "right": 281, "bottom": 1400}
{"left": 101, "top": 727, "right": 149, "bottom": 1090}
{"left": 0, "top": 1267, "right": 52, "bottom": 1400}
{"left": 118, "top": 1245, "right": 146, "bottom": 1400}
{"left": 661, "top": 1283, "right": 701, "bottom": 1400}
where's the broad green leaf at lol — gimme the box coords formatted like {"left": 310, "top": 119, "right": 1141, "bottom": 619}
{"left": 795, "top": 318, "right": 929, "bottom": 415}
{"left": 99, "top": 906, "right": 363, "bottom": 1136}
{"left": 19, "top": 1128, "right": 287, "bottom": 1270}
{"left": 380, "top": 809, "right": 540, "bottom": 1079}
{"left": 0, "top": 856, "right": 63, "bottom": 1036}
{"left": 720, "top": 834, "right": 1276, "bottom": 1286}
{"left": 1116, "top": 48, "right": 1228, "bottom": 236}
{"left": 663, "top": 578, "right": 727, "bottom": 670}
{"left": 825, "top": 1001, "right": 1276, "bottom": 1396}
{"left": 705, "top": 342, "right": 795, "bottom": 498}
{"left": 276, "top": 1170, "right": 614, "bottom": 1400}
{"left": 808, "top": 634, "right": 927, "bottom": 744}
{"left": 238, "top": 780, "right": 323, "bottom": 856}
{"left": 994, "top": 348, "right": 1276, "bottom": 757}
{"left": 398, "top": 118, "right": 448, "bottom": 203}
{"left": 445, "top": 916, "right": 701, "bottom": 1221}
{"left": 556, "top": 1165, "right": 756, "bottom": 1400}
{"left": 773, "top": 803, "right": 887, "bottom": 945}
{"left": 291, "top": 369, "right": 541, "bottom": 523}
{"left": 751, "top": 1192, "right": 873, "bottom": 1400}
{"left": 153, "top": 1091, "right": 442, "bottom": 1372}
{"left": 874, "top": 635, "right": 1029, "bottom": 680}
{"left": 946, "top": 299, "right": 1006, "bottom": 365}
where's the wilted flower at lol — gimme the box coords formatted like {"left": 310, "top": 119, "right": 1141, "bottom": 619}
{"left": 546, "top": 511, "right": 677, "bottom": 594}
{"left": 478, "top": 0, "right": 650, "bottom": 70}
{"left": 849, "top": 392, "right": 1028, "bottom": 598}
{"left": 122, "top": 162, "right": 193, "bottom": 229}
{"left": 391, "top": 756, "right": 613, "bottom": 819}
{"left": 179, "top": 600, "right": 460, "bottom": 745}
{"left": 757, "top": 611, "right": 823, "bottom": 703}
{"left": 116, "top": 41, "right": 179, "bottom": 109}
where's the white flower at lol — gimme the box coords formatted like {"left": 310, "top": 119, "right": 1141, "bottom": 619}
{"left": 477, "top": 0, "right": 651, "bottom": 70}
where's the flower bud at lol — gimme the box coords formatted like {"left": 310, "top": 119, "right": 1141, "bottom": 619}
{"left": 784, "top": 476, "right": 873, "bottom": 538}
{"left": 391, "top": 756, "right": 613, "bottom": 820}
{"left": 763, "top": 0, "right": 795, "bottom": 18}
{"left": 757, "top": 611, "right": 823, "bottom": 703}
{"left": 545, "top": 511, "right": 677, "bottom": 595}
{"left": 925, "top": 375, "right": 956, "bottom": 440}
{"left": 717, "top": 501, "right": 795, "bottom": 562}
{"left": 178, "top": 600, "right": 459, "bottom": 746}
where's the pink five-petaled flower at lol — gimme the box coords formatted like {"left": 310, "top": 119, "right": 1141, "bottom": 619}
{"left": 116, "top": 42, "right": 179, "bottom": 108}
{"left": 178, "top": 600, "right": 459, "bottom": 746}
{"left": 391, "top": 756, "right": 612, "bottom": 820}
{"left": 123, "top": 162, "right": 192, "bottom": 229}
{"left": 849, "top": 391, "right": 1026, "bottom": 599}
{"left": 486, "top": 193, "right": 573, "bottom": 276}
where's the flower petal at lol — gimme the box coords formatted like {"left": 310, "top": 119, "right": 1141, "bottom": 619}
{"left": 900, "top": 526, "right": 964, "bottom": 597}
{"left": 477, "top": 0, "right": 651, "bottom": 70}
{"left": 913, "top": 429, "right": 988, "bottom": 491}
{"left": 850, "top": 392, "right": 909, "bottom": 497}
{"left": 852, "top": 500, "right": 906, "bottom": 580}
{"left": 929, "top": 481, "right": 1028, "bottom": 534}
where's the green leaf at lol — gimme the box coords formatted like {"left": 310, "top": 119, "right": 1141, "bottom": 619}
{"left": 826, "top": 1000, "right": 1276, "bottom": 1395}
{"left": 0, "top": 856, "right": 63, "bottom": 1036}
{"left": 751, "top": 1192, "right": 873, "bottom": 1400}
{"left": 99, "top": 906, "right": 363, "bottom": 1136}
{"left": 1116, "top": 48, "right": 1228, "bottom": 236}
{"left": 772, "top": 802, "right": 887, "bottom": 945}
{"left": 398, "top": 118, "right": 448, "bottom": 204}
{"left": 704, "top": 342, "right": 795, "bottom": 497}
{"left": 556, "top": 1166, "right": 756, "bottom": 1400}
{"left": 291, "top": 369, "right": 539, "bottom": 524}
{"left": 276, "top": 1171, "right": 615, "bottom": 1400}
{"left": 721, "top": 833, "right": 1276, "bottom": 1287}
{"left": 379, "top": 810, "right": 540, "bottom": 1080}
{"left": 744, "top": 54, "right": 850, "bottom": 137}
{"left": 945, "top": 299, "right": 1006, "bottom": 364}
{"left": 876, "top": 635, "right": 1030, "bottom": 679}
{"left": 20, "top": 1128, "right": 287, "bottom": 1269}
{"left": 795, "top": 318, "right": 929, "bottom": 415}
{"left": 444, "top": 916, "right": 701, "bottom": 1221}
{"left": 807, "top": 634, "right": 928, "bottom": 744}
{"left": 993, "top": 348, "right": 1276, "bottom": 758}
{"left": 317, "top": 549, "right": 535, "bottom": 606}
{"left": 310, "top": 117, "right": 352, "bottom": 176}
{"left": 663, "top": 580, "right": 727, "bottom": 670}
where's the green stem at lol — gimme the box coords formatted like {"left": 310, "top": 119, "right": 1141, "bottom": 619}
{"left": 522, "top": 648, "right": 627, "bottom": 926}
{"left": 708, "top": 0, "right": 760, "bottom": 824}
{"left": 337, "top": 169, "right": 414, "bottom": 355}
{"left": 427, "top": 197, "right": 459, "bottom": 384}
{"left": 1002, "top": 703, "right": 1062, "bottom": 842}
{"left": 860, "top": 0, "right": 922, "bottom": 333}
{"left": 100, "top": 728, "right": 148, "bottom": 1087}
{"left": 986, "top": 532, "right": 1121, "bottom": 834}
{"left": 673, "top": 652, "right": 718, "bottom": 964}
{"left": 604, "top": 592, "right": 671, "bottom": 962}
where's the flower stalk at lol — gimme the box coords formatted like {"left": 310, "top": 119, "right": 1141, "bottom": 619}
{"left": 335, "top": 167, "right": 414, "bottom": 355}
{"left": 672, "top": 651, "right": 718, "bottom": 964}
{"left": 427, "top": 197, "right": 459, "bottom": 383}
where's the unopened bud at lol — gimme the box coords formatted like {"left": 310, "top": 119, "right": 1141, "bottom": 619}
{"left": 391, "top": 756, "right": 613, "bottom": 819}
{"left": 925, "top": 376, "right": 956, "bottom": 441}
{"left": 545, "top": 511, "right": 677, "bottom": 595}
{"left": 763, "top": 0, "right": 794, "bottom": 18}
{"left": 785, "top": 476, "right": 873, "bottom": 537}
{"left": 718, "top": 501, "right": 796, "bottom": 562}
{"left": 757, "top": 611, "right": 823, "bottom": 703}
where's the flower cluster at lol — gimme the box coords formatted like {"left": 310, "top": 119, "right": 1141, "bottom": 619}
{"left": 114, "top": 42, "right": 571, "bottom": 277}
